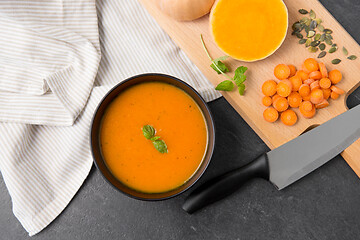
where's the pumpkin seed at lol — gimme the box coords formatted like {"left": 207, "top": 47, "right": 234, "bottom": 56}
{"left": 310, "top": 20, "right": 317, "bottom": 30}
{"left": 326, "top": 34, "right": 333, "bottom": 40}
{"left": 296, "top": 32, "right": 304, "bottom": 39}
{"left": 342, "top": 47, "right": 348, "bottom": 56}
{"left": 299, "top": 18, "right": 306, "bottom": 23}
{"left": 291, "top": 30, "right": 301, "bottom": 37}
{"left": 299, "top": 39, "right": 307, "bottom": 44}
{"left": 309, "top": 9, "right": 316, "bottom": 19}
{"left": 314, "top": 33, "right": 321, "bottom": 41}
{"left": 319, "top": 43, "right": 326, "bottom": 51}
{"left": 311, "top": 40, "right": 320, "bottom": 47}
{"left": 291, "top": 12, "right": 340, "bottom": 57}
{"left": 292, "top": 22, "right": 302, "bottom": 31}
{"left": 307, "top": 30, "right": 315, "bottom": 38}
{"left": 324, "top": 29, "right": 333, "bottom": 34}
{"left": 348, "top": 55, "right": 357, "bottom": 60}
{"left": 315, "top": 18, "right": 323, "bottom": 25}
{"left": 328, "top": 46, "right": 337, "bottom": 53}
{"left": 317, "top": 51, "right": 327, "bottom": 58}
{"left": 331, "top": 58, "right": 341, "bottom": 64}
{"left": 319, "top": 34, "right": 326, "bottom": 42}
{"left": 301, "top": 17, "right": 311, "bottom": 26}
{"left": 325, "top": 39, "right": 333, "bottom": 45}
{"left": 299, "top": 9, "right": 308, "bottom": 14}
{"left": 308, "top": 46, "right": 318, "bottom": 53}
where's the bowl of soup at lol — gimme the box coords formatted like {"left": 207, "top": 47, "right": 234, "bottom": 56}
{"left": 90, "top": 73, "right": 215, "bottom": 200}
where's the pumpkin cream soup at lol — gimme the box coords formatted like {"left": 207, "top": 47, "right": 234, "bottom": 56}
{"left": 100, "top": 81, "right": 208, "bottom": 193}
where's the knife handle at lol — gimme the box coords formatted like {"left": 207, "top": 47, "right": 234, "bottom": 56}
{"left": 183, "top": 153, "right": 269, "bottom": 214}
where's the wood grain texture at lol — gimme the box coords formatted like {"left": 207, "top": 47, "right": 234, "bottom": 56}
{"left": 139, "top": 0, "right": 360, "bottom": 176}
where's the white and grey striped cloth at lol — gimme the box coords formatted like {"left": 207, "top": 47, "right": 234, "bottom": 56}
{"left": 0, "top": 0, "right": 220, "bottom": 236}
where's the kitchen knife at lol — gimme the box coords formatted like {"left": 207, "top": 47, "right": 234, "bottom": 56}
{"left": 183, "top": 104, "right": 360, "bottom": 213}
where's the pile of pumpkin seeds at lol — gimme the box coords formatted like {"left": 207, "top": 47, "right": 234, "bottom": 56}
{"left": 292, "top": 9, "right": 357, "bottom": 65}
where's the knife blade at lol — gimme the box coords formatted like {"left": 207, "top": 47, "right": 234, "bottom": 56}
{"left": 183, "top": 104, "right": 360, "bottom": 213}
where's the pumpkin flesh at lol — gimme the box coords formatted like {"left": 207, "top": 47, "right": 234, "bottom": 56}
{"left": 210, "top": 0, "right": 288, "bottom": 61}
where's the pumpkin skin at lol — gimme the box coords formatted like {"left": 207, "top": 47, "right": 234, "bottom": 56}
{"left": 210, "top": 0, "right": 288, "bottom": 62}
{"left": 159, "top": 0, "right": 215, "bottom": 21}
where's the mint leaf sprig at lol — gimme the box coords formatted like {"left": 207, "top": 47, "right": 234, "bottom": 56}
{"left": 142, "top": 125, "right": 168, "bottom": 154}
{"left": 200, "top": 34, "right": 248, "bottom": 95}
{"left": 210, "top": 56, "right": 229, "bottom": 74}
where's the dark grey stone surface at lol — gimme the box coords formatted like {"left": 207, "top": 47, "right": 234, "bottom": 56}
{"left": 1, "top": 0, "right": 360, "bottom": 239}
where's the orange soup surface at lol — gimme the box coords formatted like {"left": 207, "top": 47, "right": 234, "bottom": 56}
{"left": 100, "top": 81, "right": 208, "bottom": 193}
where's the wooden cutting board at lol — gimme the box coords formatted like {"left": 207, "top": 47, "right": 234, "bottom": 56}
{"left": 139, "top": 0, "right": 360, "bottom": 176}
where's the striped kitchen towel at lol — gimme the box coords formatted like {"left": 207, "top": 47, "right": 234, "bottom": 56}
{"left": 0, "top": 0, "right": 221, "bottom": 236}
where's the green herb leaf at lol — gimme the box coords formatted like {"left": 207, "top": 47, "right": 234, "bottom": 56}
{"left": 200, "top": 34, "right": 248, "bottom": 96}
{"left": 153, "top": 140, "right": 168, "bottom": 154}
{"left": 200, "top": 34, "right": 233, "bottom": 81}
{"left": 234, "top": 75, "right": 246, "bottom": 86}
{"left": 215, "top": 80, "right": 234, "bottom": 91}
{"left": 213, "top": 56, "right": 229, "bottom": 62}
{"left": 142, "top": 125, "right": 168, "bottom": 153}
{"left": 142, "top": 125, "right": 155, "bottom": 139}
{"left": 235, "top": 66, "right": 248, "bottom": 75}
{"left": 238, "top": 84, "right": 245, "bottom": 95}
{"left": 210, "top": 61, "right": 229, "bottom": 74}
{"left": 234, "top": 66, "right": 247, "bottom": 86}
{"left": 348, "top": 55, "right": 357, "bottom": 60}
{"left": 150, "top": 136, "right": 160, "bottom": 141}
{"left": 210, "top": 56, "right": 230, "bottom": 74}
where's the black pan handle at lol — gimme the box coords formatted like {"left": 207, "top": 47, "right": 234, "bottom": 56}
{"left": 182, "top": 153, "right": 270, "bottom": 213}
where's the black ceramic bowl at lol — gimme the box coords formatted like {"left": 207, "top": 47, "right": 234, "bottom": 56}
{"left": 90, "top": 73, "right": 215, "bottom": 200}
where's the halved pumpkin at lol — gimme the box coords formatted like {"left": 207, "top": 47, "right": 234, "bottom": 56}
{"left": 210, "top": 0, "right": 288, "bottom": 62}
